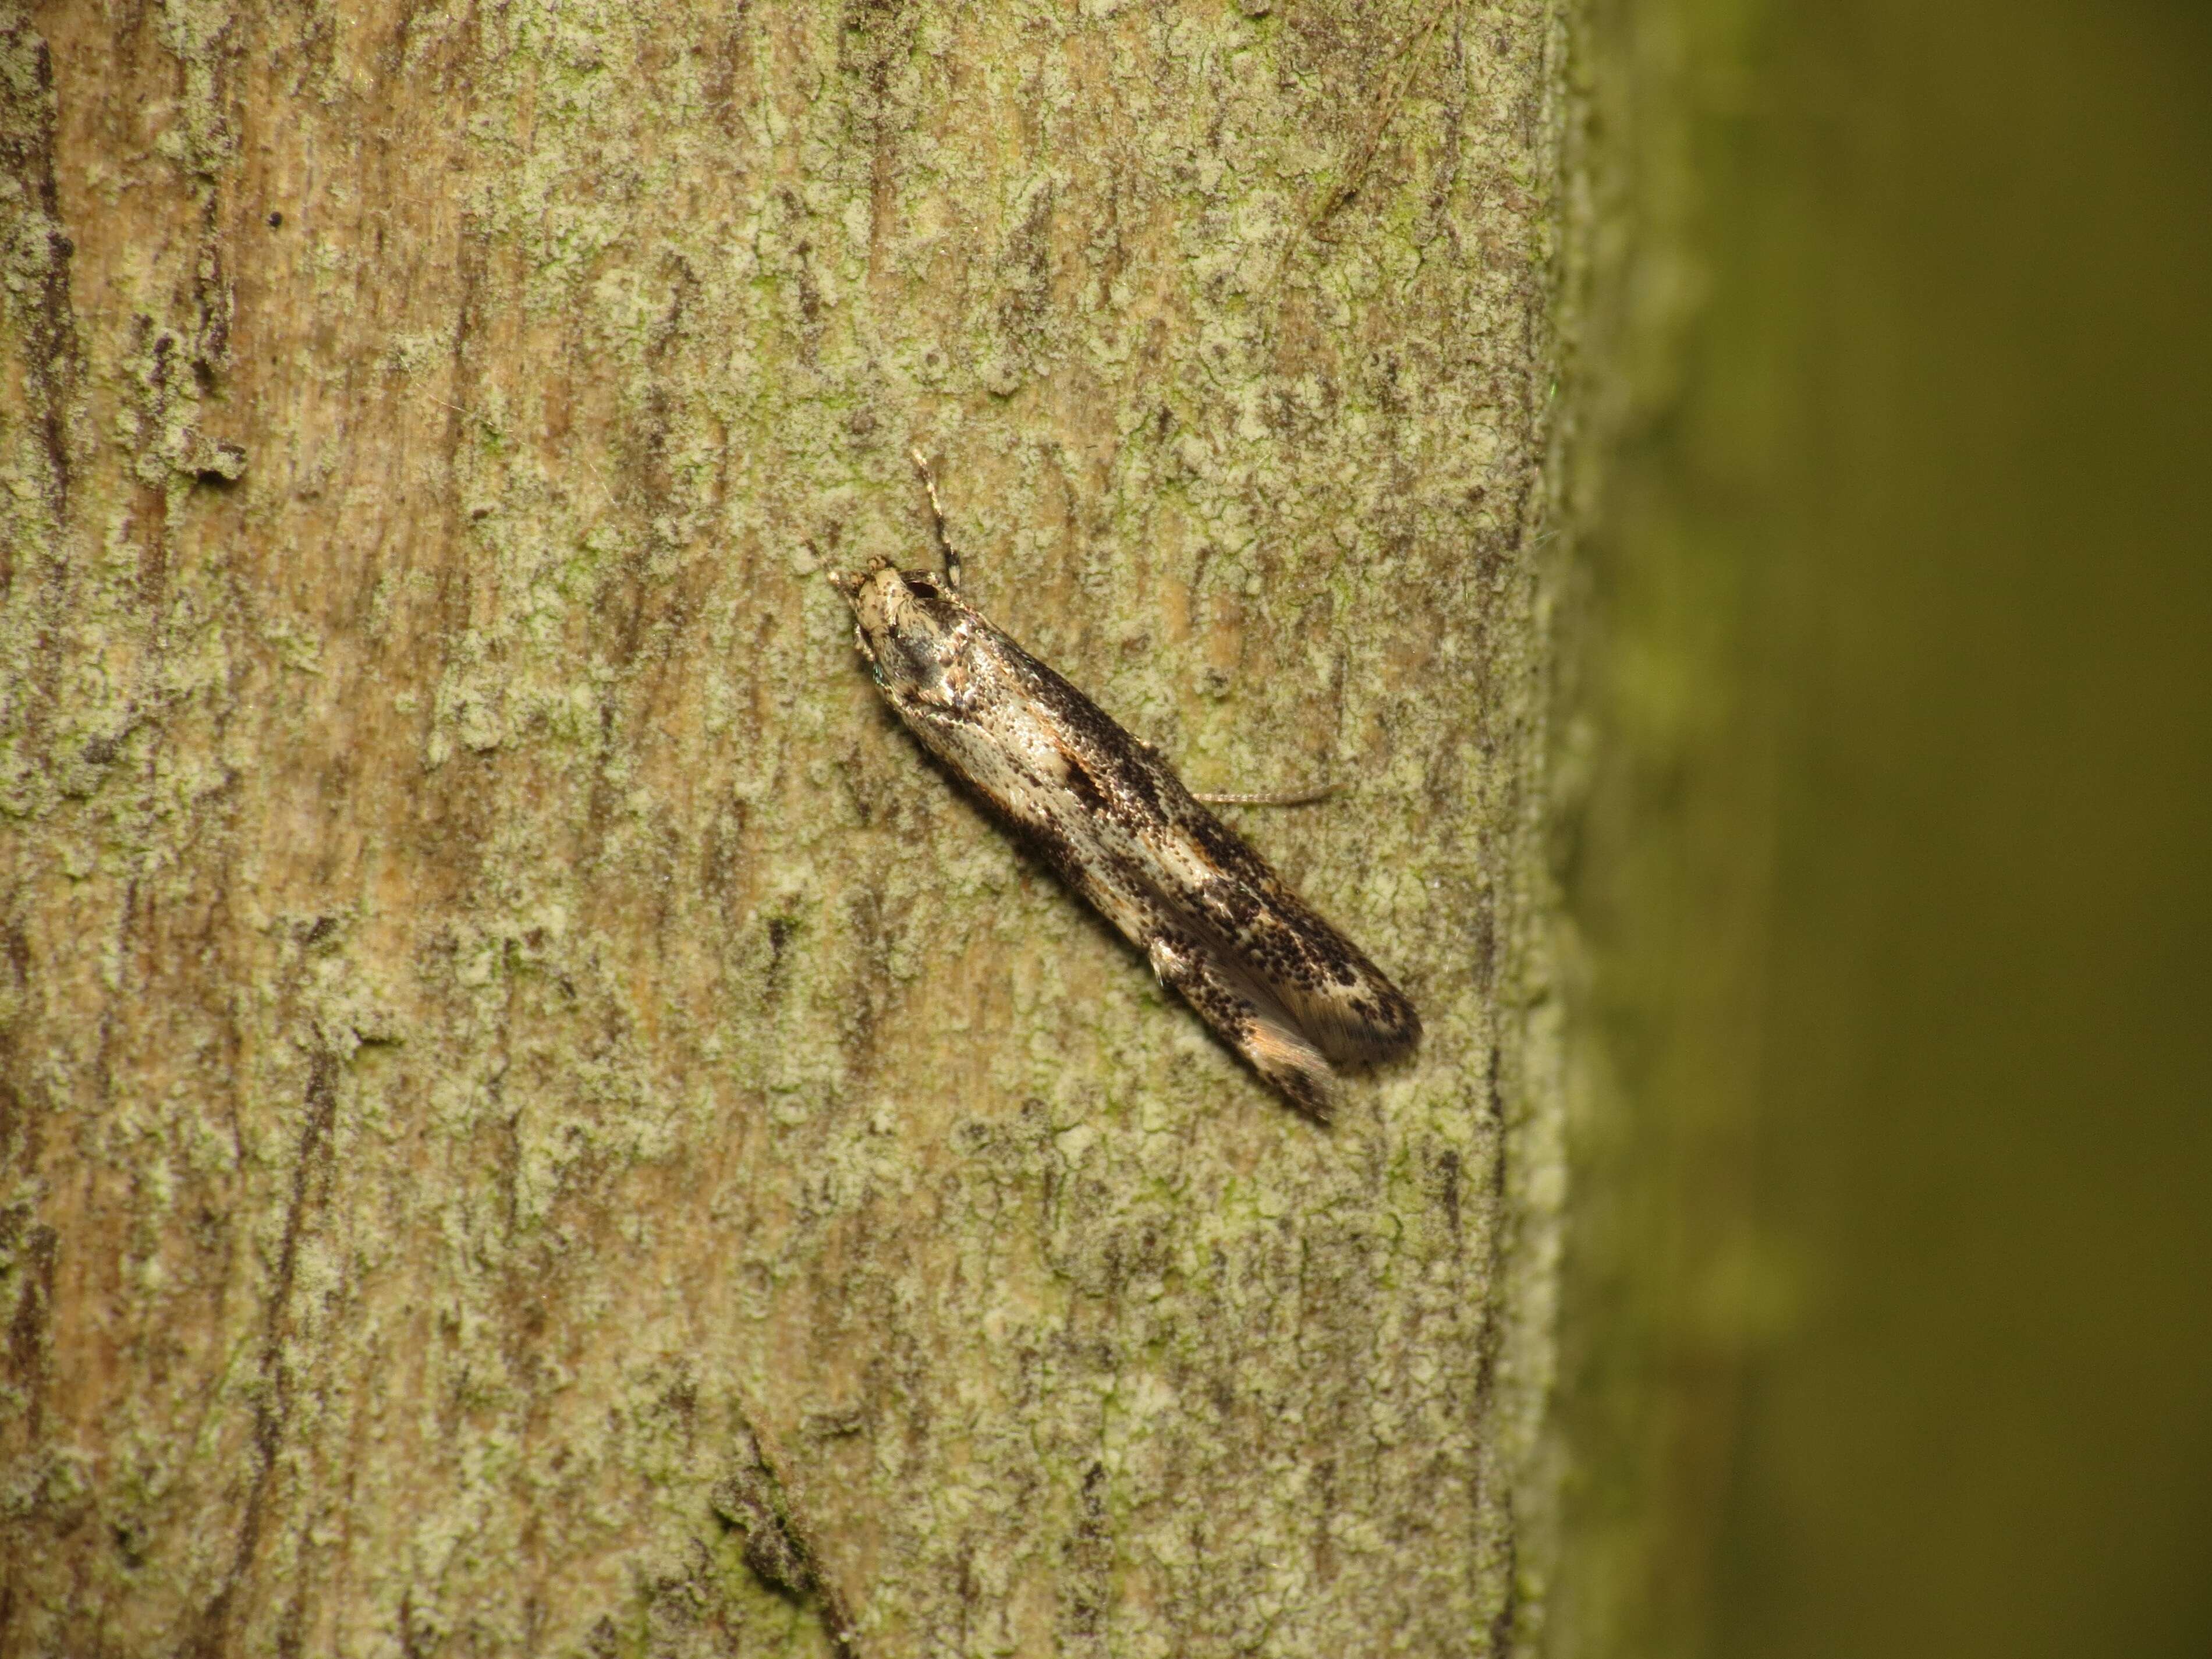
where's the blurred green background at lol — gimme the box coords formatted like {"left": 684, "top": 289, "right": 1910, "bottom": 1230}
{"left": 1566, "top": 2, "right": 2212, "bottom": 1656}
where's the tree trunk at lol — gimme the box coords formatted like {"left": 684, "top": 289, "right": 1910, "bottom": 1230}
{"left": 0, "top": 1, "right": 1567, "bottom": 1652}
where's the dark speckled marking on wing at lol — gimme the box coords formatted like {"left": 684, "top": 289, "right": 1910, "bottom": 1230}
{"left": 1002, "top": 640, "right": 1423, "bottom": 1065}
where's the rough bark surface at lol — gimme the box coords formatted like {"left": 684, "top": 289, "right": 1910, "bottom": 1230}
{"left": 0, "top": 1, "right": 1567, "bottom": 1653}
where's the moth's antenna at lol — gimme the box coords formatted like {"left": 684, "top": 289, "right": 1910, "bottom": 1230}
{"left": 1192, "top": 782, "right": 1341, "bottom": 808}
{"left": 910, "top": 448, "right": 962, "bottom": 593}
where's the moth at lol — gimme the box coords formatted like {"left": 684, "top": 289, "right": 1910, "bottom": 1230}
{"left": 827, "top": 456, "right": 1420, "bottom": 1120}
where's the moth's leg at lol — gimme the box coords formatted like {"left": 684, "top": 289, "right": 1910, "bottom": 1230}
{"left": 909, "top": 448, "right": 963, "bottom": 593}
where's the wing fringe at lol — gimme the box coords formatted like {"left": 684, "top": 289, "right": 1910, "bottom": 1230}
{"left": 1162, "top": 863, "right": 1420, "bottom": 1068}
{"left": 1147, "top": 933, "right": 1342, "bottom": 1122}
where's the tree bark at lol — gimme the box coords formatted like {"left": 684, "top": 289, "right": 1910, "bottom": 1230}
{"left": 0, "top": 1, "right": 1568, "bottom": 1653}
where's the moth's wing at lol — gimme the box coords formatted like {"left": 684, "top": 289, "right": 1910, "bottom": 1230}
{"left": 1140, "top": 794, "right": 1423, "bottom": 1068}
{"left": 999, "top": 643, "right": 1417, "bottom": 1089}
{"left": 939, "top": 744, "right": 1346, "bottom": 1116}
{"left": 1144, "top": 931, "right": 1342, "bottom": 1122}
{"left": 1225, "top": 877, "right": 1423, "bottom": 1066}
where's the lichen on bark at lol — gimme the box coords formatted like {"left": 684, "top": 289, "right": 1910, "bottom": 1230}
{"left": 1, "top": 1, "right": 1569, "bottom": 1653}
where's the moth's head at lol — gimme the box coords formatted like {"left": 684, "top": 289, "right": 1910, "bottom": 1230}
{"left": 827, "top": 558, "right": 974, "bottom": 707}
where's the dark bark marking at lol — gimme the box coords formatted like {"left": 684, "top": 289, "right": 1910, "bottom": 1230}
{"left": 1487, "top": 1500, "right": 1521, "bottom": 1656}
{"left": 1472, "top": 1044, "right": 1509, "bottom": 1409}
{"left": 193, "top": 1050, "right": 341, "bottom": 1657}
{"left": 711, "top": 1413, "right": 863, "bottom": 1658}
{"left": 0, "top": 22, "right": 81, "bottom": 527}
{"left": 1, "top": 1211, "right": 57, "bottom": 1444}
{"left": 1305, "top": 2, "right": 1462, "bottom": 236}
{"left": 1470, "top": 1040, "right": 1518, "bottom": 1651}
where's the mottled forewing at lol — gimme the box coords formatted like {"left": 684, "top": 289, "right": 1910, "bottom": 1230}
{"left": 1004, "top": 644, "right": 1422, "bottom": 1070}
{"left": 1139, "top": 793, "right": 1423, "bottom": 1066}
